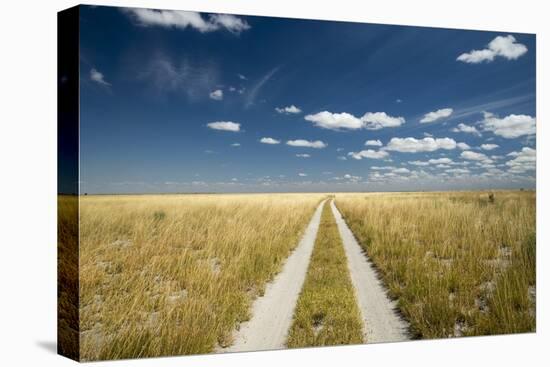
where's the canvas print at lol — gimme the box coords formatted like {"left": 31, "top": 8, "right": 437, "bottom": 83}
{"left": 58, "top": 4, "right": 536, "bottom": 362}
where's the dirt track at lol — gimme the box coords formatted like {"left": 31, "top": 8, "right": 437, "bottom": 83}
{"left": 330, "top": 200, "right": 409, "bottom": 343}
{"left": 223, "top": 200, "right": 326, "bottom": 352}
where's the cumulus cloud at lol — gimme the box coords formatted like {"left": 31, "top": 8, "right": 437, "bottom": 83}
{"left": 409, "top": 160, "right": 430, "bottom": 166}
{"left": 452, "top": 123, "right": 481, "bottom": 136}
{"left": 461, "top": 150, "right": 489, "bottom": 161}
{"left": 505, "top": 147, "right": 535, "bottom": 173}
{"left": 260, "top": 137, "right": 281, "bottom": 145}
{"left": 365, "top": 139, "right": 383, "bottom": 146}
{"left": 393, "top": 167, "right": 410, "bottom": 174}
{"left": 275, "top": 105, "right": 302, "bottom": 114}
{"left": 361, "top": 112, "right": 405, "bottom": 130}
{"left": 207, "top": 121, "right": 240, "bottom": 132}
{"left": 457, "top": 142, "right": 471, "bottom": 150}
{"left": 123, "top": 8, "right": 250, "bottom": 33}
{"left": 385, "top": 137, "right": 457, "bottom": 153}
{"left": 231, "top": 143, "right": 241, "bottom": 147}
{"left": 481, "top": 112, "right": 536, "bottom": 139}
{"left": 304, "top": 111, "right": 404, "bottom": 130}
{"left": 209, "top": 89, "right": 223, "bottom": 100}
{"left": 408, "top": 158, "right": 453, "bottom": 166}
{"left": 296, "top": 153, "right": 311, "bottom": 158}
{"left": 481, "top": 143, "right": 499, "bottom": 151}
{"left": 457, "top": 35, "right": 528, "bottom": 63}
{"left": 446, "top": 168, "right": 470, "bottom": 174}
{"left": 286, "top": 139, "right": 327, "bottom": 148}
{"left": 348, "top": 149, "right": 389, "bottom": 160}
{"left": 429, "top": 158, "right": 453, "bottom": 164}
{"left": 304, "top": 111, "right": 363, "bottom": 130}
{"left": 90, "top": 68, "right": 111, "bottom": 86}
{"left": 298, "top": 173, "right": 308, "bottom": 177}
{"left": 420, "top": 108, "right": 453, "bottom": 123}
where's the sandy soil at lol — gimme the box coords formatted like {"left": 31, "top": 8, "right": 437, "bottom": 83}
{"left": 330, "top": 200, "right": 410, "bottom": 343}
{"left": 222, "top": 199, "right": 327, "bottom": 353}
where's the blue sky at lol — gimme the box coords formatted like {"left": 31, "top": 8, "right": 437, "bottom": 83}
{"left": 79, "top": 5, "right": 536, "bottom": 194}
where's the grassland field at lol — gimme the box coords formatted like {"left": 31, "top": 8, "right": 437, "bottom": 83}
{"left": 58, "top": 190, "right": 535, "bottom": 360}
{"left": 336, "top": 190, "right": 536, "bottom": 338}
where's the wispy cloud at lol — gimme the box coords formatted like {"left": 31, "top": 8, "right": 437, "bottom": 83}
{"left": 90, "top": 68, "right": 111, "bottom": 86}
{"left": 245, "top": 67, "right": 279, "bottom": 108}
{"left": 138, "top": 55, "right": 219, "bottom": 100}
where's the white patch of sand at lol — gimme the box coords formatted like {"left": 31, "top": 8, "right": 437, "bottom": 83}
{"left": 330, "top": 200, "right": 409, "bottom": 343}
{"left": 222, "top": 199, "right": 326, "bottom": 353}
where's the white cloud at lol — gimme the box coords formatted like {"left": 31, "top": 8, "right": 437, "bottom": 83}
{"left": 304, "top": 111, "right": 363, "bottom": 130}
{"left": 452, "top": 123, "right": 481, "bottom": 136}
{"left": 209, "top": 89, "right": 223, "bottom": 100}
{"left": 505, "top": 147, "right": 535, "bottom": 173}
{"left": 124, "top": 8, "right": 250, "bottom": 33}
{"left": 260, "top": 137, "right": 280, "bottom": 145}
{"left": 337, "top": 156, "right": 347, "bottom": 161}
{"left": 245, "top": 67, "right": 279, "bottom": 108}
{"left": 446, "top": 168, "right": 470, "bottom": 174}
{"left": 238, "top": 74, "right": 247, "bottom": 80}
{"left": 90, "top": 68, "right": 111, "bottom": 86}
{"left": 275, "top": 105, "right": 302, "bottom": 114}
{"left": 385, "top": 137, "right": 457, "bottom": 153}
{"left": 296, "top": 154, "right": 311, "bottom": 158}
{"left": 361, "top": 112, "right": 405, "bottom": 130}
{"left": 481, "top": 143, "right": 499, "bottom": 151}
{"left": 348, "top": 149, "right": 389, "bottom": 160}
{"left": 420, "top": 108, "right": 453, "bottom": 123}
{"left": 409, "top": 161, "right": 430, "bottom": 166}
{"left": 461, "top": 150, "right": 489, "bottom": 161}
{"left": 457, "top": 142, "right": 471, "bottom": 150}
{"left": 481, "top": 112, "right": 536, "bottom": 139}
{"left": 304, "top": 111, "right": 404, "bottom": 130}
{"left": 408, "top": 158, "right": 453, "bottom": 166}
{"left": 286, "top": 139, "right": 327, "bottom": 148}
{"left": 298, "top": 173, "right": 308, "bottom": 177}
{"left": 371, "top": 166, "right": 396, "bottom": 170}
{"left": 429, "top": 158, "right": 453, "bottom": 164}
{"left": 207, "top": 121, "right": 240, "bottom": 132}
{"left": 365, "top": 139, "right": 383, "bottom": 146}
{"left": 457, "top": 35, "right": 528, "bottom": 63}
{"left": 393, "top": 168, "right": 410, "bottom": 174}
{"left": 231, "top": 143, "right": 241, "bottom": 147}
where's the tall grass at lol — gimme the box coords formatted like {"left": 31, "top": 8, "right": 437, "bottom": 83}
{"left": 287, "top": 201, "right": 363, "bottom": 347}
{"left": 335, "top": 191, "right": 535, "bottom": 338}
{"left": 58, "top": 195, "right": 80, "bottom": 359}
{"left": 79, "top": 193, "right": 324, "bottom": 360}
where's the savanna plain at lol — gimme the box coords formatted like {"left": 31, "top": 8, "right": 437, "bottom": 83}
{"left": 58, "top": 190, "right": 536, "bottom": 361}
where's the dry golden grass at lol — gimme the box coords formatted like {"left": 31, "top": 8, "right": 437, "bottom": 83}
{"left": 58, "top": 195, "right": 80, "bottom": 360}
{"left": 287, "top": 201, "right": 363, "bottom": 347}
{"left": 335, "top": 191, "right": 536, "bottom": 339}
{"left": 79, "top": 193, "right": 324, "bottom": 360}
